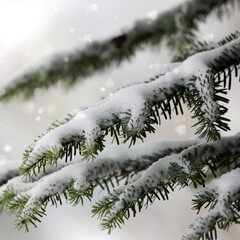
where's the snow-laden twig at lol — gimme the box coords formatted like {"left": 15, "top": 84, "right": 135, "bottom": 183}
{"left": 93, "top": 133, "right": 240, "bottom": 234}
{"left": 21, "top": 36, "right": 240, "bottom": 177}
{"left": 0, "top": 157, "right": 83, "bottom": 209}
{"left": 1, "top": 139, "right": 198, "bottom": 230}
{"left": 184, "top": 168, "right": 240, "bottom": 240}
{"left": 0, "top": 0, "right": 238, "bottom": 101}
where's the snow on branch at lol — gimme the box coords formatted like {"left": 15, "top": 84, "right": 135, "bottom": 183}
{"left": 1, "top": 133, "right": 240, "bottom": 235}
{"left": 0, "top": 156, "right": 83, "bottom": 212}
{"left": 92, "top": 133, "right": 240, "bottom": 234}
{"left": 184, "top": 168, "right": 240, "bottom": 240}
{"left": 20, "top": 35, "right": 240, "bottom": 177}
{"left": 0, "top": 0, "right": 238, "bottom": 101}
{"left": 0, "top": 139, "right": 198, "bottom": 231}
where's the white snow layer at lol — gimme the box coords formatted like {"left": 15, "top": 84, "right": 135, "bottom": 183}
{"left": 27, "top": 36, "right": 240, "bottom": 167}
{"left": 185, "top": 168, "right": 240, "bottom": 239}
{"left": 102, "top": 133, "right": 240, "bottom": 218}
{"left": 14, "top": 139, "right": 199, "bottom": 220}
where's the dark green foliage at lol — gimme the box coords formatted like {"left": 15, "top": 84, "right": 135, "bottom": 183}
{"left": 92, "top": 182, "right": 174, "bottom": 234}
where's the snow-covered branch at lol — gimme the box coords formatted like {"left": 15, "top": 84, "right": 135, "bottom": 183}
{"left": 0, "top": 139, "right": 198, "bottom": 230}
{"left": 1, "top": 133, "right": 240, "bottom": 236}
{"left": 93, "top": 133, "right": 240, "bottom": 234}
{"left": 0, "top": 157, "right": 82, "bottom": 211}
{"left": 184, "top": 168, "right": 240, "bottom": 240}
{"left": 1, "top": 1, "right": 240, "bottom": 238}
{"left": 0, "top": 0, "right": 238, "bottom": 101}
{"left": 20, "top": 35, "right": 240, "bottom": 177}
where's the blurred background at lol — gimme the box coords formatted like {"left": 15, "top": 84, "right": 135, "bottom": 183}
{"left": 0, "top": 0, "right": 240, "bottom": 239}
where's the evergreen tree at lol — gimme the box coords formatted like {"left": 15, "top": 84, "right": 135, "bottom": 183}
{"left": 0, "top": 0, "right": 240, "bottom": 239}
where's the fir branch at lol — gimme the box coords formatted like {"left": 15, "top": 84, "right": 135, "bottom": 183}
{"left": 20, "top": 35, "right": 240, "bottom": 176}
{"left": 184, "top": 168, "right": 240, "bottom": 240}
{"left": 0, "top": 154, "right": 85, "bottom": 213}
{"left": 1, "top": 0, "right": 239, "bottom": 101}
{"left": 93, "top": 133, "right": 240, "bottom": 234}
{"left": 0, "top": 139, "right": 199, "bottom": 231}
{"left": 0, "top": 1, "right": 240, "bottom": 239}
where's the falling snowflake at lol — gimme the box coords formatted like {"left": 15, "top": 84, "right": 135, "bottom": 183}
{"left": 83, "top": 34, "right": 92, "bottom": 43}
{"left": 149, "top": 64, "right": 153, "bottom": 70}
{"left": 104, "top": 79, "right": 114, "bottom": 88}
{"left": 147, "top": 10, "right": 158, "bottom": 20}
{"left": 175, "top": 124, "right": 186, "bottom": 135}
{"left": 203, "top": 32, "right": 214, "bottom": 42}
{"left": 4, "top": 145, "right": 12, "bottom": 152}
{"left": 88, "top": 4, "right": 98, "bottom": 12}
{"left": 36, "top": 116, "right": 41, "bottom": 121}
{"left": 38, "top": 107, "right": 45, "bottom": 115}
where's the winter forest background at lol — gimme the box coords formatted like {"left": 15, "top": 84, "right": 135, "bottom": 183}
{"left": 0, "top": 0, "right": 240, "bottom": 239}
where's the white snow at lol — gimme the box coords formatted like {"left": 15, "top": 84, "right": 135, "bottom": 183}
{"left": 37, "top": 107, "right": 45, "bottom": 115}
{"left": 4, "top": 145, "right": 12, "bottom": 152}
{"left": 175, "top": 124, "right": 186, "bottom": 135}
{"left": 22, "top": 36, "right": 240, "bottom": 168}
{"left": 4, "top": 138, "right": 199, "bottom": 221}
{"left": 103, "top": 133, "right": 240, "bottom": 219}
{"left": 186, "top": 167, "right": 240, "bottom": 239}
{"left": 36, "top": 116, "right": 41, "bottom": 121}
{"left": 104, "top": 79, "right": 114, "bottom": 88}
{"left": 100, "top": 87, "right": 106, "bottom": 92}
{"left": 88, "top": 4, "right": 98, "bottom": 12}
{"left": 4, "top": 29, "right": 238, "bottom": 212}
